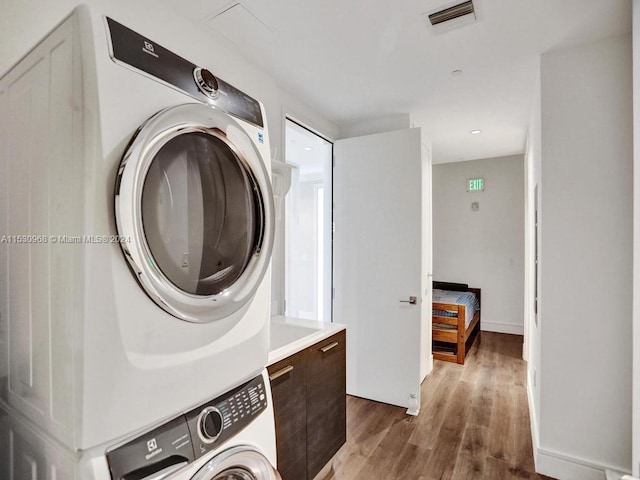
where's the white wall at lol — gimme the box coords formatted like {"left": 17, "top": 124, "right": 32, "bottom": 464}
{"left": 632, "top": 3, "right": 640, "bottom": 475}
{"left": 339, "top": 113, "right": 411, "bottom": 138}
{"left": 432, "top": 155, "right": 525, "bottom": 335}
{"left": 529, "top": 34, "right": 633, "bottom": 478}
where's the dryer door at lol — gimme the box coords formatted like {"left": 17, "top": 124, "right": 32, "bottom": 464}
{"left": 191, "top": 446, "right": 281, "bottom": 480}
{"left": 115, "top": 103, "right": 274, "bottom": 323}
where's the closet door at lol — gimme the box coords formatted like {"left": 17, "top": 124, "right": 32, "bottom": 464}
{"left": 334, "top": 127, "right": 426, "bottom": 413}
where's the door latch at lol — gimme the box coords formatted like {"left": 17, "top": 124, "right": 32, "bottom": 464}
{"left": 400, "top": 296, "right": 417, "bottom": 305}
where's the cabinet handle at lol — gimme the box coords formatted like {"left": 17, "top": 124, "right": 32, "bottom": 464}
{"left": 269, "top": 365, "right": 294, "bottom": 381}
{"left": 320, "top": 341, "right": 339, "bottom": 353}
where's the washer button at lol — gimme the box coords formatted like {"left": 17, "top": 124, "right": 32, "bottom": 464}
{"left": 198, "top": 407, "right": 224, "bottom": 444}
{"left": 193, "top": 67, "right": 219, "bottom": 98}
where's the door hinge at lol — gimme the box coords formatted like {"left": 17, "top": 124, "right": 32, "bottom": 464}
{"left": 332, "top": 155, "right": 336, "bottom": 167}
{"left": 332, "top": 287, "right": 335, "bottom": 300}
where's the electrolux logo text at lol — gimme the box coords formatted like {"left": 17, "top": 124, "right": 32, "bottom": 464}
{"left": 142, "top": 41, "right": 159, "bottom": 58}
{"left": 145, "top": 438, "right": 163, "bottom": 461}
{"left": 147, "top": 439, "right": 157, "bottom": 452}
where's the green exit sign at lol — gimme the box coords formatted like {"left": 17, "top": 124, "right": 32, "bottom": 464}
{"left": 467, "top": 177, "right": 485, "bottom": 192}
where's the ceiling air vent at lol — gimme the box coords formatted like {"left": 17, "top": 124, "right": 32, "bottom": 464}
{"left": 428, "top": 0, "right": 475, "bottom": 26}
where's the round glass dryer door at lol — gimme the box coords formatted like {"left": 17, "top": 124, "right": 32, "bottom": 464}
{"left": 191, "top": 446, "right": 281, "bottom": 480}
{"left": 115, "top": 104, "right": 274, "bottom": 323}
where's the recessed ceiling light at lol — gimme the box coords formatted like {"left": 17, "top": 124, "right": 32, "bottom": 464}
{"left": 452, "top": 69, "right": 463, "bottom": 77}
{"left": 470, "top": 129, "right": 481, "bottom": 135}
{"left": 304, "top": 146, "right": 313, "bottom": 151}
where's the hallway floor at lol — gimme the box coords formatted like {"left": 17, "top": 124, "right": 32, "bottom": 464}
{"left": 325, "top": 332, "right": 554, "bottom": 480}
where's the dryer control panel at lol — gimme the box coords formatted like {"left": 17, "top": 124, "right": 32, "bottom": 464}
{"left": 186, "top": 375, "right": 268, "bottom": 459}
{"left": 106, "top": 374, "right": 268, "bottom": 479}
{"left": 106, "top": 17, "right": 264, "bottom": 128}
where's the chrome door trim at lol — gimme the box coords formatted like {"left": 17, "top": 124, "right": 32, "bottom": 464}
{"left": 115, "top": 103, "right": 275, "bottom": 323}
{"left": 192, "top": 445, "right": 282, "bottom": 480}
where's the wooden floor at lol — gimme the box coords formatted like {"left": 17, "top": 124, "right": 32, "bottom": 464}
{"left": 324, "top": 332, "right": 554, "bottom": 480}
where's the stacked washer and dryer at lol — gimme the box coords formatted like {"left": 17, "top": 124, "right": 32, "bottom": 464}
{"left": 0, "top": 3, "right": 281, "bottom": 479}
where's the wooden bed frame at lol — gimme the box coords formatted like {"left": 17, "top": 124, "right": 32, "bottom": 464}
{"left": 432, "top": 286, "right": 481, "bottom": 365}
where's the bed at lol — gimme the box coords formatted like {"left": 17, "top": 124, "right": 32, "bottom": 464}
{"left": 432, "top": 281, "right": 481, "bottom": 365}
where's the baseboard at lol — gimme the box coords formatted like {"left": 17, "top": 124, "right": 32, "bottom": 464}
{"left": 536, "top": 449, "right": 607, "bottom": 480}
{"left": 481, "top": 321, "right": 524, "bottom": 335}
{"left": 527, "top": 371, "right": 628, "bottom": 480}
{"left": 605, "top": 469, "right": 634, "bottom": 480}
{"left": 537, "top": 450, "right": 630, "bottom": 480}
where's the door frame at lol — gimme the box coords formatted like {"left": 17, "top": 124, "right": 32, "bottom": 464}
{"left": 633, "top": 0, "right": 640, "bottom": 475}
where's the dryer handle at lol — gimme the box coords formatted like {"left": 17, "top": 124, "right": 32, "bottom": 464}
{"left": 128, "top": 460, "right": 188, "bottom": 480}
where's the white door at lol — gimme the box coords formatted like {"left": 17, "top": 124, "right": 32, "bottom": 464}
{"left": 333, "top": 128, "right": 429, "bottom": 413}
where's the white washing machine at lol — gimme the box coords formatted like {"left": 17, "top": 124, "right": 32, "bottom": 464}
{"left": 0, "top": 3, "right": 275, "bottom": 451}
{"left": 0, "top": 371, "right": 281, "bottom": 480}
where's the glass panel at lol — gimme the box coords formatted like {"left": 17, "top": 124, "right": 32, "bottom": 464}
{"left": 284, "top": 120, "right": 333, "bottom": 321}
{"left": 213, "top": 469, "right": 255, "bottom": 480}
{"left": 142, "top": 132, "right": 258, "bottom": 295}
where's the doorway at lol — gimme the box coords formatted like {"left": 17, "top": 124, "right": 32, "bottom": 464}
{"left": 284, "top": 119, "right": 333, "bottom": 322}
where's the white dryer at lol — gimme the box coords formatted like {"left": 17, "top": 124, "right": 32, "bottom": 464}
{"left": 0, "top": 371, "right": 281, "bottom": 480}
{"left": 0, "top": 3, "right": 275, "bottom": 450}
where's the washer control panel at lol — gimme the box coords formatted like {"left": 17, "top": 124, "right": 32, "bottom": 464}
{"left": 186, "top": 375, "right": 268, "bottom": 459}
{"left": 106, "top": 374, "right": 267, "bottom": 479}
{"left": 106, "top": 17, "right": 264, "bottom": 128}
{"left": 106, "top": 415, "right": 194, "bottom": 480}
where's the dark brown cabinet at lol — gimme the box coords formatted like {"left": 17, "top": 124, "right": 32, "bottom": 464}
{"left": 267, "top": 329, "right": 346, "bottom": 480}
{"left": 305, "top": 332, "right": 346, "bottom": 479}
{"left": 268, "top": 348, "right": 308, "bottom": 480}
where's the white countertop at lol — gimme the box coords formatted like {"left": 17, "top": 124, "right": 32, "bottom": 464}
{"left": 268, "top": 316, "right": 346, "bottom": 366}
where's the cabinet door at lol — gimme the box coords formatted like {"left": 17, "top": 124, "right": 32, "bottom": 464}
{"left": 306, "top": 331, "right": 347, "bottom": 479}
{"left": 268, "top": 351, "right": 307, "bottom": 480}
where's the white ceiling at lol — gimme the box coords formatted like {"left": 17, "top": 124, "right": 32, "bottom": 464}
{"left": 163, "top": 0, "right": 631, "bottom": 164}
